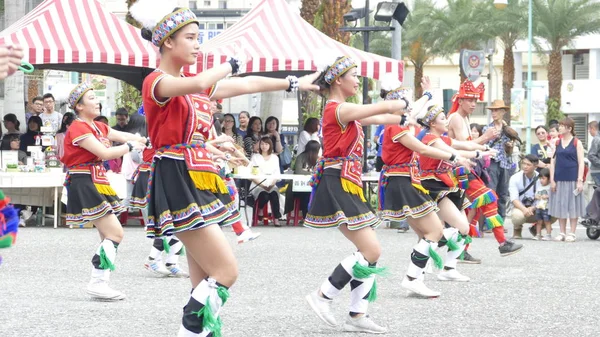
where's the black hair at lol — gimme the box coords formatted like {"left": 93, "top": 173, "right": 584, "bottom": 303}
{"left": 304, "top": 117, "right": 319, "bottom": 134}
{"left": 246, "top": 116, "right": 263, "bottom": 138}
{"left": 548, "top": 119, "right": 559, "bottom": 126}
{"left": 523, "top": 154, "right": 539, "bottom": 165}
{"left": 239, "top": 111, "right": 250, "bottom": 119}
{"left": 3, "top": 113, "right": 20, "bottom": 131}
{"left": 57, "top": 112, "right": 75, "bottom": 134}
{"left": 222, "top": 113, "right": 240, "bottom": 135}
{"left": 27, "top": 115, "right": 43, "bottom": 133}
{"left": 8, "top": 134, "right": 21, "bottom": 144}
{"left": 535, "top": 125, "right": 548, "bottom": 133}
{"left": 380, "top": 89, "right": 389, "bottom": 99}
{"left": 115, "top": 107, "right": 129, "bottom": 116}
{"left": 264, "top": 116, "right": 280, "bottom": 133}
{"left": 94, "top": 115, "right": 109, "bottom": 125}
{"left": 304, "top": 140, "right": 321, "bottom": 167}
{"left": 42, "top": 93, "right": 55, "bottom": 101}
{"left": 32, "top": 96, "right": 43, "bottom": 103}
{"left": 315, "top": 56, "right": 347, "bottom": 91}
{"left": 539, "top": 168, "right": 550, "bottom": 178}
{"left": 470, "top": 123, "right": 484, "bottom": 137}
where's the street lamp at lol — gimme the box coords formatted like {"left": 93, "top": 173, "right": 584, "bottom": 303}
{"left": 340, "top": 0, "right": 409, "bottom": 172}
{"left": 494, "top": 0, "right": 533, "bottom": 153}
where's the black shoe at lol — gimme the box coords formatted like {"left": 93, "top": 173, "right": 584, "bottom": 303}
{"left": 528, "top": 225, "right": 537, "bottom": 237}
{"left": 457, "top": 251, "right": 482, "bottom": 264}
{"left": 499, "top": 240, "right": 523, "bottom": 257}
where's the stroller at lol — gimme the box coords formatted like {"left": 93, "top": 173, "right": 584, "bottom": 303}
{"left": 580, "top": 184, "right": 600, "bottom": 239}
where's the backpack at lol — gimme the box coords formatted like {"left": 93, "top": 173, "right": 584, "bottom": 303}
{"left": 554, "top": 138, "right": 588, "bottom": 181}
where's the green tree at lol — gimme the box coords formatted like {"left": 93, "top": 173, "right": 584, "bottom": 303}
{"left": 533, "top": 0, "right": 600, "bottom": 119}
{"left": 300, "top": 0, "right": 320, "bottom": 25}
{"left": 428, "top": 0, "right": 488, "bottom": 83}
{"left": 478, "top": 0, "right": 527, "bottom": 108}
{"left": 320, "top": 0, "right": 352, "bottom": 45}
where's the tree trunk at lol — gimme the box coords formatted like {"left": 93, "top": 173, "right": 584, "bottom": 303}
{"left": 413, "top": 63, "right": 424, "bottom": 98}
{"left": 502, "top": 46, "right": 514, "bottom": 125}
{"left": 547, "top": 49, "right": 562, "bottom": 110}
{"left": 321, "top": 0, "right": 352, "bottom": 44}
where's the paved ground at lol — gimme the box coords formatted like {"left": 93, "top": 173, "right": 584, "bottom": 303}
{"left": 1, "top": 221, "right": 599, "bottom": 337}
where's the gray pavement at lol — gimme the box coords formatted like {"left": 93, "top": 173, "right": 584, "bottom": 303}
{"left": 1, "top": 222, "right": 599, "bottom": 337}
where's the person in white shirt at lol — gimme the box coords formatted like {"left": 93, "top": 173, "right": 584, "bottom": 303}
{"left": 41, "top": 93, "right": 63, "bottom": 133}
{"left": 296, "top": 117, "right": 320, "bottom": 155}
{"left": 250, "top": 136, "right": 282, "bottom": 226}
{"left": 509, "top": 154, "right": 554, "bottom": 239}
{"left": 533, "top": 168, "right": 552, "bottom": 240}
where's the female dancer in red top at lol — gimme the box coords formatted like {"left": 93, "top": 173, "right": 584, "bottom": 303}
{"left": 62, "top": 83, "right": 146, "bottom": 300}
{"left": 417, "top": 105, "right": 495, "bottom": 281}
{"left": 131, "top": 3, "right": 319, "bottom": 335}
{"left": 377, "top": 81, "right": 478, "bottom": 297}
{"left": 304, "top": 56, "right": 412, "bottom": 334}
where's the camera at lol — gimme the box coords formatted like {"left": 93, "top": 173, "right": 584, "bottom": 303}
{"left": 522, "top": 197, "right": 534, "bottom": 208}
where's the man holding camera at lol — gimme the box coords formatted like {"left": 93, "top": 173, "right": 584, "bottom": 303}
{"left": 509, "top": 154, "right": 540, "bottom": 238}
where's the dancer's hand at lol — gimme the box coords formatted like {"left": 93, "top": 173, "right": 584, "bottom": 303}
{"left": 483, "top": 127, "right": 499, "bottom": 141}
{"left": 457, "top": 156, "right": 474, "bottom": 170}
{"left": 483, "top": 149, "right": 498, "bottom": 158}
{"left": 127, "top": 141, "right": 146, "bottom": 152}
{"left": 298, "top": 72, "right": 321, "bottom": 91}
{"left": 421, "top": 76, "right": 431, "bottom": 92}
{"left": 0, "top": 44, "right": 24, "bottom": 80}
{"left": 219, "top": 142, "right": 237, "bottom": 153}
{"left": 213, "top": 134, "right": 235, "bottom": 144}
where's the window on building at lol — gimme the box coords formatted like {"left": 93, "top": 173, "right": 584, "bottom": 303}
{"left": 218, "top": 0, "right": 228, "bottom": 9}
{"left": 199, "top": 23, "right": 206, "bottom": 30}
{"left": 208, "top": 23, "right": 217, "bottom": 29}
{"left": 189, "top": 1, "right": 197, "bottom": 9}
{"left": 204, "top": 0, "right": 211, "bottom": 6}
{"left": 226, "top": 22, "right": 235, "bottom": 28}
{"left": 216, "top": 23, "right": 224, "bottom": 29}
{"left": 522, "top": 72, "right": 538, "bottom": 99}
{"left": 570, "top": 114, "right": 589, "bottom": 149}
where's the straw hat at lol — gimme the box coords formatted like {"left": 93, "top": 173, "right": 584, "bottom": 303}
{"left": 486, "top": 99, "right": 510, "bottom": 110}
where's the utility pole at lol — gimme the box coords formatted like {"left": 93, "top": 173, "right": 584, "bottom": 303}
{"left": 362, "top": 0, "right": 370, "bottom": 173}
{"left": 391, "top": 0, "right": 402, "bottom": 60}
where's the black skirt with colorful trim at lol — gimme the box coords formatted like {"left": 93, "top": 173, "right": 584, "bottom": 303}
{"left": 421, "top": 179, "right": 469, "bottom": 211}
{"left": 66, "top": 174, "right": 126, "bottom": 228}
{"left": 304, "top": 169, "right": 380, "bottom": 231}
{"left": 379, "top": 176, "right": 438, "bottom": 221}
{"left": 145, "top": 158, "right": 240, "bottom": 238}
{"left": 130, "top": 171, "right": 150, "bottom": 209}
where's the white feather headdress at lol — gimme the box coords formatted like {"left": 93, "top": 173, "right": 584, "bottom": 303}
{"left": 380, "top": 73, "right": 402, "bottom": 92}
{"left": 130, "top": 0, "right": 178, "bottom": 30}
{"left": 314, "top": 49, "right": 340, "bottom": 72}
{"left": 50, "top": 82, "right": 77, "bottom": 103}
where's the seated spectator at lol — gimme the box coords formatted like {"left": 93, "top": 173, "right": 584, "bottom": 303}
{"left": 297, "top": 117, "right": 320, "bottom": 155}
{"left": 250, "top": 137, "right": 282, "bottom": 226}
{"left": 284, "top": 140, "right": 319, "bottom": 219}
{"left": 222, "top": 113, "right": 244, "bottom": 147}
{"left": 1, "top": 113, "right": 21, "bottom": 150}
{"left": 5, "top": 134, "right": 27, "bottom": 164}
{"left": 509, "top": 154, "right": 541, "bottom": 239}
{"left": 244, "top": 116, "right": 263, "bottom": 159}
{"left": 19, "top": 115, "right": 43, "bottom": 156}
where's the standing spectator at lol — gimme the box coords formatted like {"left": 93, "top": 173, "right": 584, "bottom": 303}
{"left": 509, "top": 154, "right": 540, "bottom": 239}
{"left": 373, "top": 124, "right": 384, "bottom": 171}
{"left": 548, "top": 124, "right": 559, "bottom": 153}
{"left": 531, "top": 125, "right": 551, "bottom": 170}
{"left": 40, "top": 93, "right": 63, "bottom": 133}
{"left": 113, "top": 108, "right": 130, "bottom": 132}
{"left": 264, "top": 116, "right": 284, "bottom": 154}
{"left": 297, "top": 117, "right": 320, "bottom": 155}
{"left": 19, "top": 116, "right": 43, "bottom": 156}
{"left": 470, "top": 123, "right": 483, "bottom": 139}
{"left": 55, "top": 113, "right": 75, "bottom": 161}
{"left": 237, "top": 111, "right": 250, "bottom": 138}
{"left": 26, "top": 96, "right": 44, "bottom": 124}
{"left": 243, "top": 116, "right": 263, "bottom": 159}
{"left": 587, "top": 121, "right": 600, "bottom": 186}
{"left": 222, "top": 113, "right": 244, "bottom": 147}
{"left": 549, "top": 117, "right": 586, "bottom": 242}
{"left": 482, "top": 100, "right": 513, "bottom": 220}
{"left": 250, "top": 137, "right": 282, "bottom": 226}
{"left": 533, "top": 168, "right": 552, "bottom": 240}
{"left": 1, "top": 113, "right": 21, "bottom": 150}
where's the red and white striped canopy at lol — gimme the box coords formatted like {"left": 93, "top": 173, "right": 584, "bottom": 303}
{"left": 0, "top": 0, "right": 158, "bottom": 68}
{"left": 193, "top": 0, "right": 403, "bottom": 81}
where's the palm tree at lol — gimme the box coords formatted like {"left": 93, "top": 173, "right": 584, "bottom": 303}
{"left": 478, "top": 0, "right": 527, "bottom": 108}
{"left": 533, "top": 0, "right": 600, "bottom": 119}
{"left": 428, "top": 0, "right": 488, "bottom": 83}
{"left": 320, "top": 0, "right": 352, "bottom": 45}
{"left": 401, "top": 0, "right": 443, "bottom": 97}
{"left": 300, "top": 0, "right": 320, "bottom": 25}
{"left": 126, "top": 0, "right": 142, "bottom": 28}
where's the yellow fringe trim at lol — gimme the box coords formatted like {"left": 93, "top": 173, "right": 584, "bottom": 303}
{"left": 341, "top": 178, "right": 367, "bottom": 202}
{"left": 189, "top": 171, "right": 229, "bottom": 194}
{"left": 412, "top": 183, "right": 429, "bottom": 195}
{"left": 95, "top": 183, "right": 117, "bottom": 196}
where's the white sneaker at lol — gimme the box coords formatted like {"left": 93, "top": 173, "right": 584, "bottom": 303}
{"left": 437, "top": 268, "right": 470, "bottom": 282}
{"left": 167, "top": 264, "right": 190, "bottom": 278}
{"left": 86, "top": 280, "right": 126, "bottom": 301}
{"left": 342, "top": 314, "right": 387, "bottom": 334}
{"left": 305, "top": 290, "right": 337, "bottom": 327}
{"left": 401, "top": 276, "right": 441, "bottom": 298}
{"left": 144, "top": 259, "right": 171, "bottom": 276}
{"left": 237, "top": 230, "right": 262, "bottom": 244}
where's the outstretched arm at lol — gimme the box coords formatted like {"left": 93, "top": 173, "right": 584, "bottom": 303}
{"left": 211, "top": 72, "right": 320, "bottom": 100}
{"left": 154, "top": 63, "right": 234, "bottom": 99}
